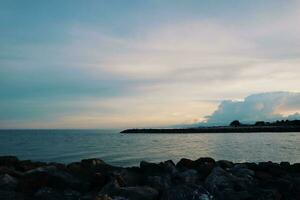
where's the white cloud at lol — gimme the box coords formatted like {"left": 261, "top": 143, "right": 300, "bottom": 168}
{"left": 204, "top": 92, "right": 300, "bottom": 125}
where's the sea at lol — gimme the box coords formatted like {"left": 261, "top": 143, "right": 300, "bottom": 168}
{"left": 0, "top": 129, "right": 299, "bottom": 167}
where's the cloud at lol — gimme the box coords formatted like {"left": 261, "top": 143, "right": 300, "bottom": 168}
{"left": 204, "top": 92, "right": 300, "bottom": 125}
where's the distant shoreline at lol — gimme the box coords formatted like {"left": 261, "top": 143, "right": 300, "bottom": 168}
{"left": 121, "top": 125, "right": 300, "bottom": 133}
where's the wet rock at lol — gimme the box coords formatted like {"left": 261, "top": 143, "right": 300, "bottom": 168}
{"left": 161, "top": 184, "right": 212, "bottom": 200}
{"left": 0, "top": 173, "right": 18, "bottom": 190}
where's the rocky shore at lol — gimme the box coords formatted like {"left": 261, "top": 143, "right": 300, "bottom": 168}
{"left": 0, "top": 156, "right": 299, "bottom": 200}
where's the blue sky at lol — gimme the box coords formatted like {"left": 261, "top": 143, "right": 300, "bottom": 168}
{"left": 1, "top": 0, "right": 300, "bottom": 128}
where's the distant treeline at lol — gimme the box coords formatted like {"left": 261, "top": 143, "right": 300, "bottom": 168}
{"left": 121, "top": 119, "right": 300, "bottom": 134}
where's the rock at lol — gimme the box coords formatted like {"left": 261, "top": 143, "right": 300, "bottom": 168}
{"left": 145, "top": 175, "right": 171, "bottom": 191}
{"left": 140, "top": 161, "right": 164, "bottom": 175}
{"left": 0, "top": 156, "right": 19, "bottom": 167}
{"left": 17, "top": 160, "right": 47, "bottom": 172}
{"left": 291, "top": 163, "right": 300, "bottom": 173}
{"left": 230, "top": 164, "right": 255, "bottom": 180}
{"left": 81, "top": 158, "right": 106, "bottom": 169}
{"left": 117, "top": 168, "right": 143, "bottom": 186}
{"left": 174, "top": 169, "right": 200, "bottom": 184}
{"left": 161, "top": 184, "right": 212, "bottom": 200}
{"left": 0, "top": 190, "right": 24, "bottom": 200}
{"left": 176, "top": 158, "right": 194, "bottom": 169}
{"left": 176, "top": 157, "right": 215, "bottom": 178}
{"left": 34, "top": 187, "right": 64, "bottom": 200}
{"left": 0, "top": 166, "right": 23, "bottom": 178}
{"left": 63, "top": 189, "right": 81, "bottom": 200}
{"left": 100, "top": 180, "right": 158, "bottom": 200}
{"left": 216, "top": 160, "right": 234, "bottom": 169}
{"left": 255, "top": 171, "right": 273, "bottom": 180}
{"left": 205, "top": 167, "right": 254, "bottom": 199}
{"left": 0, "top": 173, "right": 18, "bottom": 190}
{"left": 161, "top": 160, "right": 177, "bottom": 174}
{"left": 19, "top": 165, "right": 82, "bottom": 194}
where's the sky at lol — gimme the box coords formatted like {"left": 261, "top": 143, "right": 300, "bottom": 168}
{"left": 1, "top": 0, "right": 300, "bottom": 129}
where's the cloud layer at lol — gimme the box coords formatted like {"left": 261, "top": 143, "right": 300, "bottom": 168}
{"left": 204, "top": 92, "right": 300, "bottom": 125}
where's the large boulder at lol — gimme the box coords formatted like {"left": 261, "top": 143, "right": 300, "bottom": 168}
{"left": 19, "top": 165, "right": 83, "bottom": 194}
{"left": 161, "top": 184, "right": 212, "bottom": 200}
{"left": 205, "top": 167, "right": 254, "bottom": 199}
{"left": 176, "top": 157, "right": 215, "bottom": 178}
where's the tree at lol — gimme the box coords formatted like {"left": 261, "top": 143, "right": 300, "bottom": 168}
{"left": 230, "top": 120, "right": 241, "bottom": 127}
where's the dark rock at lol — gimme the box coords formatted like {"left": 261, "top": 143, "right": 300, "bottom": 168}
{"left": 255, "top": 171, "right": 273, "bottom": 180}
{"left": 116, "top": 169, "right": 143, "bottom": 186}
{"left": 176, "top": 159, "right": 194, "bottom": 170}
{"left": 81, "top": 158, "right": 106, "bottom": 169}
{"left": 33, "top": 187, "right": 64, "bottom": 200}
{"left": 161, "top": 184, "right": 212, "bottom": 200}
{"left": 216, "top": 160, "right": 234, "bottom": 169}
{"left": 63, "top": 189, "right": 81, "bottom": 200}
{"left": 291, "top": 163, "right": 300, "bottom": 173}
{"left": 0, "top": 190, "right": 24, "bottom": 200}
{"left": 205, "top": 167, "right": 254, "bottom": 199}
{"left": 145, "top": 175, "right": 171, "bottom": 191}
{"left": 100, "top": 180, "right": 158, "bottom": 200}
{"left": 176, "top": 157, "right": 215, "bottom": 178}
{"left": 16, "top": 160, "right": 47, "bottom": 172}
{"left": 173, "top": 169, "right": 200, "bottom": 184}
{"left": 0, "top": 156, "right": 19, "bottom": 167}
{"left": 140, "top": 161, "right": 163, "bottom": 175}
{"left": 0, "top": 166, "right": 23, "bottom": 178}
{"left": 0, "top": 173, "right": 18, "bottom": 190}
{"left": 19, "top": 165, "right": 82, "bottom": 194}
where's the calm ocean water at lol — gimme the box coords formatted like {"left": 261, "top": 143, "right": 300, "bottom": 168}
{"left": 0, "top": 130, "right": 299, "bottom": 167}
